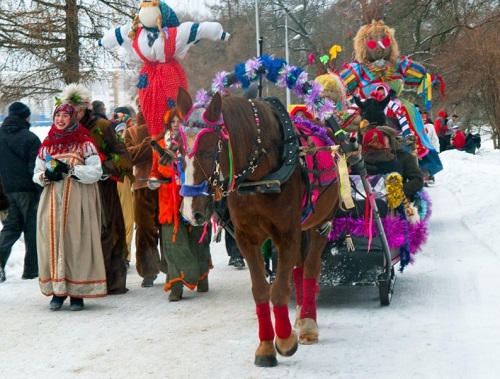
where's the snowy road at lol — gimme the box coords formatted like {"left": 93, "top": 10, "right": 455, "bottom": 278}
{"left": 1, "top": 148, "right": 500, "bottom": 378}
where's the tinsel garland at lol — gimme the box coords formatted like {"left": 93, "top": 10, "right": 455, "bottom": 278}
{"left": 385, "top": 172, "right": 404, "bottom": 209}
{"left": 209, "top": 54, "right": 336, "bottom": 121}
{"left": 293, "top": 116, "right": 335, "bottom": 146}
{"left": 328, "top": 214, "right": 429, "bottom": 256}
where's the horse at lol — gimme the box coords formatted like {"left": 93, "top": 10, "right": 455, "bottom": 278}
{"left": 175, "top": 87, "right": 341, "bottom": 367}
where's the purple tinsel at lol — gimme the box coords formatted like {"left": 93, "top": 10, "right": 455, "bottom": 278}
{"left": 293, "top": 116, "right": 334, "bottom": 146}
{"left": 245, "top": 57, "right": 261, "bottom": 79}
{"left": 328, "top": 214, "right": 429, "bottom": 256}
{"left": 276, "top": 65, "right": 292, "bottom": 88}
{"left": 291, "top": 72, "right": 310, "bottom": 97}
{"left": 194, "top": 89, "right": 211, "bottom": 108}
{"left": 304, "top": 82, "right": 323, "bottom": 113}
{"left": 211, "top": 71, "right": 229, "bottom": 93}
{"left": 319, "top": 98, "right": 336, "bottom": 120}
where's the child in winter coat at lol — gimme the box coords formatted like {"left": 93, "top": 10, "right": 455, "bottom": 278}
{"left": 450, "top": 126, "right": 466, "bottom": 150}
{"left": 33, "top": 104, "right": 107, "bottom": 311}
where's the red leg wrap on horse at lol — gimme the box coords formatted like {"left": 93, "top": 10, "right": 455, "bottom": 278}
{"left": 273, "top": 304, "right": 292, "bottom": 339}
{"left": 256, "top": 303, "right": 275, "bottom": 341}
{"left": 301, "top": 278, "right": 317, "bottom": 321}
{"left": 292, "top": 266, "right": 304, "bottom": 306}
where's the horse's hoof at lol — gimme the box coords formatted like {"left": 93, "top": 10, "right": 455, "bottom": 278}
{"left": 298, "top": 318, "right": 319, "bottom": 345}
{"left": 275, "top": 330, "right": 298, "bottom": 357}
{"left": 255, "top": 340, "right": 277, "bottom": 367}
{"left": 254, "top": 355, "right": 278, "bottom": 367}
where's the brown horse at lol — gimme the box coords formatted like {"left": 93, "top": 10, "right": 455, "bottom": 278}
{"left": 176, "top": 87, "right": 341, "bottom": 367}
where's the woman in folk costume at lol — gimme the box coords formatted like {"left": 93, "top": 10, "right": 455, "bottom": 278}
{"left": 60, "top": 83, "right": 135, "bottom": 295}
{"left": 33, "top": 104, "right": 106, "bottom": 311}
{"left": 148, "top": 108, "right": 211, "bottom": 301}
{"left": 98, "top": 0, "right": 230, "bottom": 136}
{"left": 339, "top": 20, "right": 442, "bottom": 177}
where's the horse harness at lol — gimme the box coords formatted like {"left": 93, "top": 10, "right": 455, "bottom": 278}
{"left": 236, "top": 97, "right": 300, "bottom": 195}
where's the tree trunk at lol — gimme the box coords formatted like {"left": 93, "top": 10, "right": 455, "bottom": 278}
{"left": 64, "top": 0, "right": 80, "bottom": 84}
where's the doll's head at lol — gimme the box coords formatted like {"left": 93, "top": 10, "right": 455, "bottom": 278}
{"left": 129, "top": 1, "right": 180, "bottom": 39}
{"left": 353, "top": 20, "right": 399, "bottom": 65}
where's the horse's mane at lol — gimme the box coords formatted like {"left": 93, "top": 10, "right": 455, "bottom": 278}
{"left": 221, "top": 96, "right": 282, "bottom": 173}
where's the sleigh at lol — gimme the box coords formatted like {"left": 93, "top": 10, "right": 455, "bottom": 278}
{"left": 319, "top": 170, "right": 432, "bottom": 305}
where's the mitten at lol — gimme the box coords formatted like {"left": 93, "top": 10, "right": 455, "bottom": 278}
{"left": 44, "top": 169, "right": 64, "bottom": 182}
{"left": 53, "top": 159, "right": 70, "bottom": 174}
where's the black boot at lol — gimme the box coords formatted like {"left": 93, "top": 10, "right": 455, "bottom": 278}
{"left": 70, "top": 297, "right": 84, "bottom": 311}
{"left": 141, "top": 275, "right": 157, "bottom": 288}
{"left": 233, "top": 257, "right": 245, "bottom": 269}
{"left": 49, "top": 295, "right": 67, "bottom": 310}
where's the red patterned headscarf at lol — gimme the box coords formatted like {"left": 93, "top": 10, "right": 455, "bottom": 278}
{"left": 39, "top": 103, "right": 96, "bottom": 157}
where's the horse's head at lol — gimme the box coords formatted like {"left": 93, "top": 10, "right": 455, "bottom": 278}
{"left": 176, "top": 87, "right": 226, "bottom": 226}
{"left": 353, "top": 94, "right": 390, "bottom": 127}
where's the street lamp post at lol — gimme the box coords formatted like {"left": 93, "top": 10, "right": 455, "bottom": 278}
{"left": 255, "top": 0, "right": 260, "bottom": 57}
{"left": 255, "top": 0, "right": 263, "bottom": 97}
{"left": 284, "top": 4, "right": 304, "bottom": 108}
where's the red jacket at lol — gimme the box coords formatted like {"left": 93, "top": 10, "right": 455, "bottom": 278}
{"left": 149, "top": 138, "right": 181, "bottom": 226}
{"left": 434, "top": 110, "right": 447, "bottom": 137}
{"left": 452, "top": 130, "right": 466, "bottom": 149}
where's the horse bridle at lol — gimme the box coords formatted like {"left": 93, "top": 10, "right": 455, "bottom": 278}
{"left": 180, "top": 99, "right": 266, "bottom": 201}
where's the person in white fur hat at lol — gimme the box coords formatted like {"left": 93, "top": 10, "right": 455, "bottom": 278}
{"left": 98, "top": 0, "right": 230, "bottom": 136}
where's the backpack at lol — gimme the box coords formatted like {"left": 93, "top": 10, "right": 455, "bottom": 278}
{"left": 464, "top": 133, "right": 481, "bottom": 154}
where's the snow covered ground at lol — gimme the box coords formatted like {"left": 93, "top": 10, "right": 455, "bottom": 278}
{"left": 1, "top": 129, "right": 499, "bottom": 378}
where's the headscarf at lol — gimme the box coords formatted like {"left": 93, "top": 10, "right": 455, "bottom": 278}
{"left": 362, "top": 128, "right": 388, "bottom": 152}
{"left": 39, "top": 103, "right": 96, "bottom": 157}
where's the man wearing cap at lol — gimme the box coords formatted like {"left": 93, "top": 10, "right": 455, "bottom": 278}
{"left": 0, "top": 102, "right": 41, "bottom": 282}
{"left": 450, "top": 125, "right": 466, "bottom": 150}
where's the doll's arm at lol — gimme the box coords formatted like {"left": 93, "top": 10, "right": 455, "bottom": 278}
{"left": 175, "top": 21, "right": 230, "bottom": 60}
{"left": 98, "top": 24, "right": 133, "bottom": 50}
{"left": 339, "top": 64, "right": 361, "bottom": 95}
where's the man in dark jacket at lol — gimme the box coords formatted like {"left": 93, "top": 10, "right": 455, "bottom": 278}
{"left": 0, "top": 102, "right": 41, "bottom": 282}
{"left": 0, "top": 177, "right": 10, "bottom": 221}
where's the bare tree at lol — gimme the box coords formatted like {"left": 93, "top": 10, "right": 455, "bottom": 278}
{"left": 0, "top": 0, "right": 137, "bottom": 106}
{"left": 433, "top": 8, "right": 500, "bottom": 147}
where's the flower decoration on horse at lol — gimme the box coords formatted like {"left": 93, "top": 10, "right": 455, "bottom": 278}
{"left": 340, "top": 20, "right": 443, "bottom": 176}
{"left": 98, "top": 0, "right": 230, "bottom": 136}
